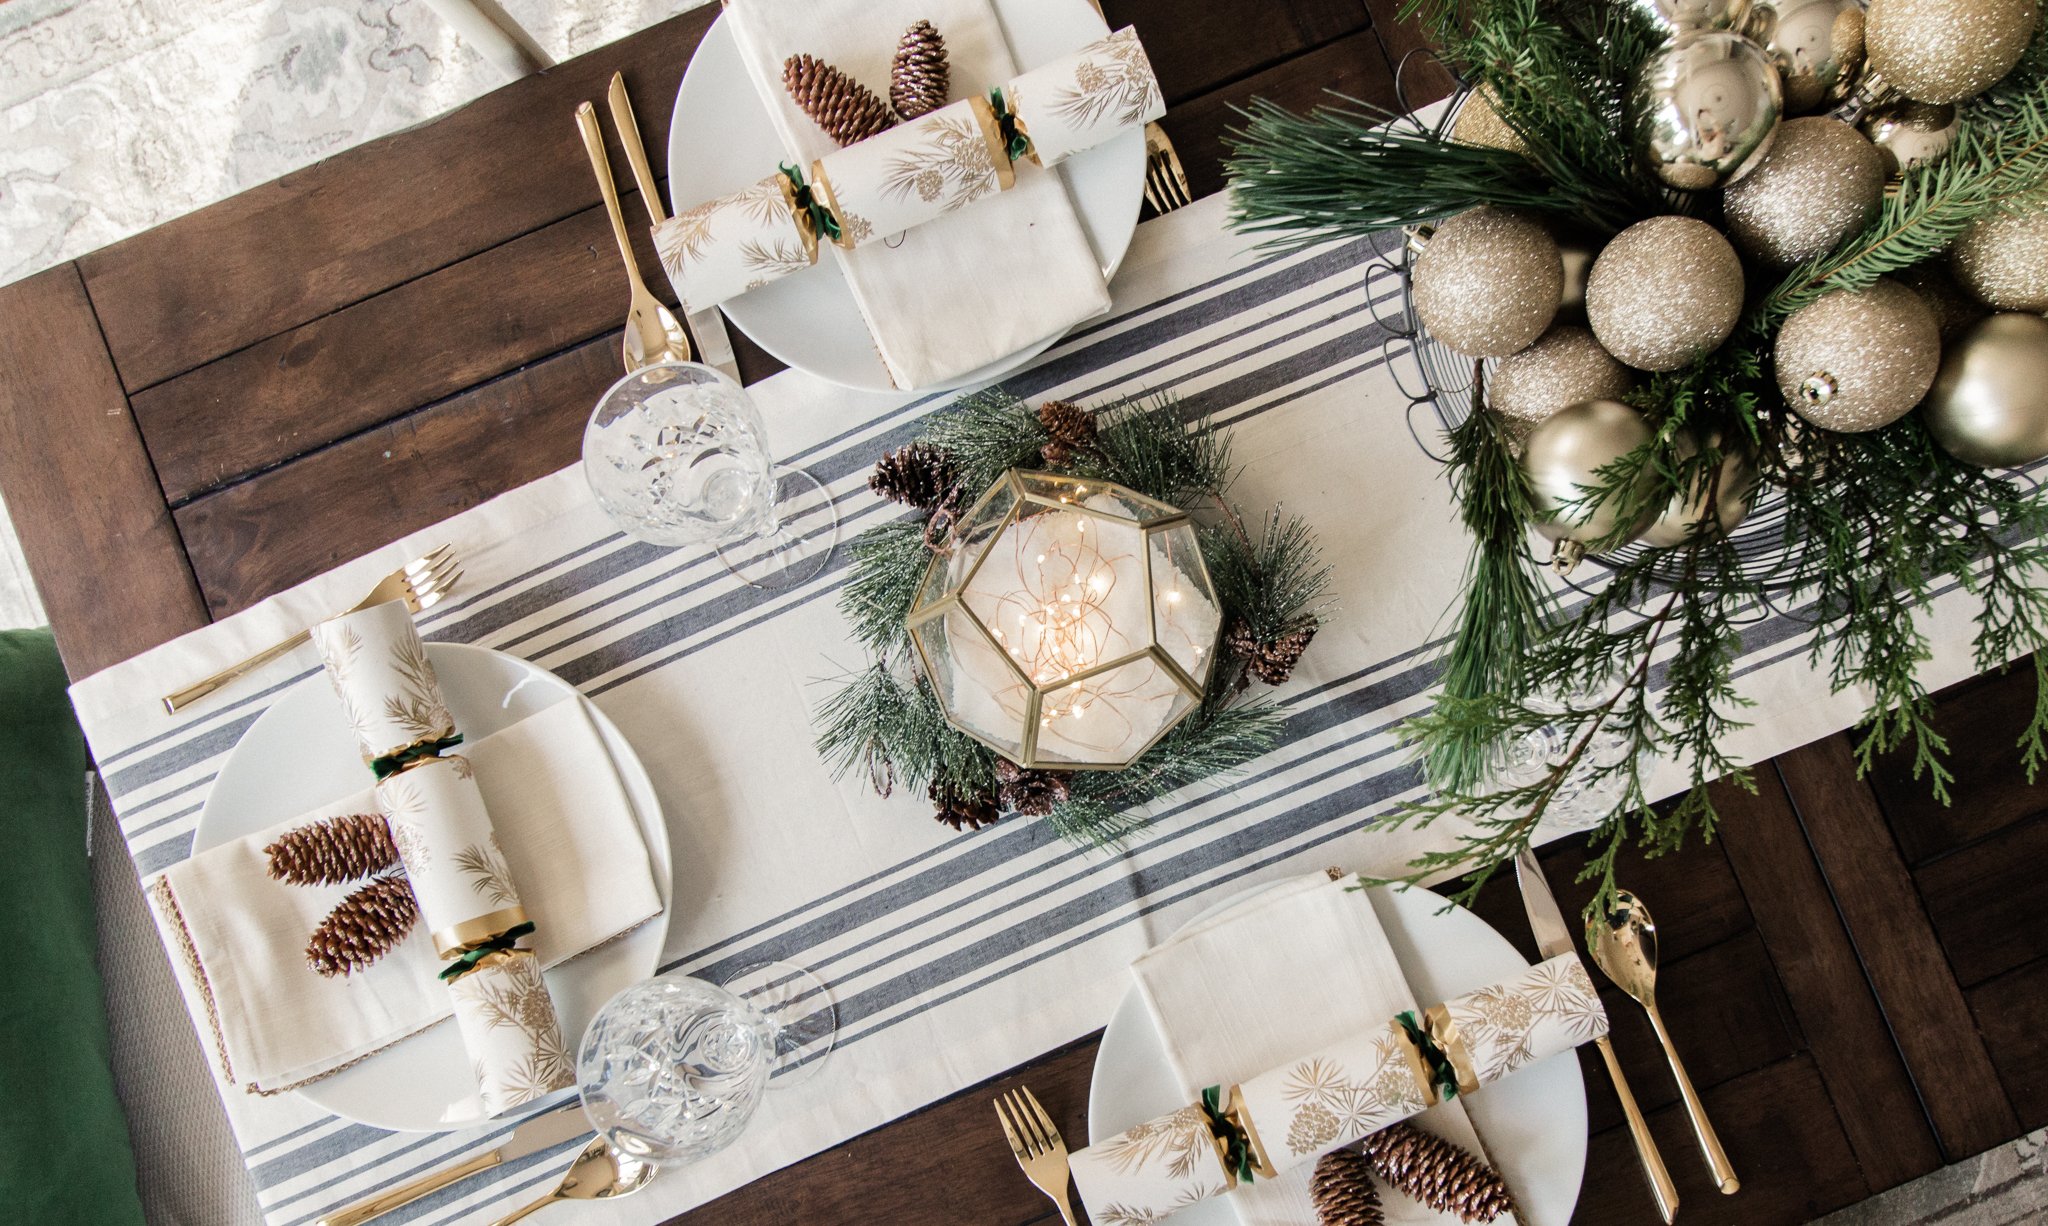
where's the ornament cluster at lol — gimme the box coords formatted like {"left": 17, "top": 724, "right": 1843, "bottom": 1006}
{"left": 1410, "top": 0, "right": 2048, "bottom": 569}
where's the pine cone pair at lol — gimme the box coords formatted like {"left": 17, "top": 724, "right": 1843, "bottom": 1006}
{"left": 1225, "top": 620, "right": 1318, "bottom": 687}
{"left": 1038, "top": 400, "right": 1098, "bottom": 467}
{"left": 994, "top": 759, "right": 1074, "bottom": 817}
{"left": 266, "top": 813, "right": 420, "bottom": 978}
{"left": 783, "top": 20, "right": 950, "bottom": 146}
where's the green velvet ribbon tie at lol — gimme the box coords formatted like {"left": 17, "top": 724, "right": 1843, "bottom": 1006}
{"left": 1396, "top": 1009, "right": 1462, "bottom": 1103}
{"left": 780, "top": 163, "right": 844, "bottom": 245}
{"left": 371, "top": 733, "right": 464, "bottom": 780}
{"left": 987, "top": 88, "right": 1034, "bottom": 164}
{"left": 1200, "top": 1085, "right": 1257, "bottom": 1184}
{"left": 438, "top": 922, "right": 537, "bottom": 982}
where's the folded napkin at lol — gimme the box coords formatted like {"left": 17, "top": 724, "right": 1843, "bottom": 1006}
{"left": 723, "top": 0, "right": 1112, "bottom": 389}
{"left": 148, "top": 698, "right": 660, "bottom": 1094}
{"left": 1131, "top": 873, "right": 1492, "bottom": 1226}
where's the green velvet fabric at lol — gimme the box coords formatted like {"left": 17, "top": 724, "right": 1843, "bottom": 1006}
{"left": 0, "top": 629, "right": 146, "bottom": 1225}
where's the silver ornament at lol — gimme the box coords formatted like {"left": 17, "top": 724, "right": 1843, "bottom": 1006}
{"left": 1723, "top": 117, "right": 1886, "bottom": 267}
{"left": 1922, "top": 313, "right": 2048, "bottom": 467}
{"left": 1411, "top": 207, "right": 1563, "bottom": 358}
{"left": 1776, "top": 278, "right": 1941, "bottom": 431}
{"left": 1631, "top": 0, "right": 1754, "bottom": 35}
{"left": 1866, "top": 0, "right": 2041, "bottom": 104}
{"left": 1586, "top": 216, "right": 1746, "bottom": 371}
{"left": 1449, "top": 86, "right": 1530, "bottom": 156}
{"left": 1490, "top": 326, "right": 1638, "bottom": 429}
{"left": 1631, "top": 32, "right": 1784, "bottom": 191}
{"left": 1859, "top": 100, "right": 1960, "bottom": 176}
{"left": 1522, "top": 400, "right": 1658, "bottom": 551}
{"left": 1641, "top": 433, "right": 1759, "bottom": 546}
{"left": 1749, "top": 0, "right": 1868, "bottom": 113}
{"left": 1894, "top": 261, "right": 1988, "bottom": 340}
{"left": 1951, "top": 208, "right": 2048, "bottom": 312}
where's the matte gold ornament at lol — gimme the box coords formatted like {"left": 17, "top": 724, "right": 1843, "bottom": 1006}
{"left": 1866, "top": 0, "right": 2041, "bottom": 104}
{"left": 1631, "top": 32, "right": 1783, "bottom": 190}
{"left": 1490, "top": 326, "right": 1637, "bottom": 430}
{"left": 1412, "top": 207, "right": 1563, "bottom": 358}
{"left": 1723, "top": 117, "right": 1885, "bottom": 267}
{"left": 1922, "top": 313, "right": 2048, "bottom": 467}
{"left": 1859, "top": 99, "right": 1960, "bottom": 176}
{"left": 1750, "top": 0, "right": 1868, "bottom": 113}
{"left": 1641, "top": 433, "right": 1758, "bottom": 546}
{"left": 1586, "top": 216, "right": 1745, "bottom": 371}
{"left": 1775, "top": 278, "right": 1941, "bottom": 431}
{"left": 1951, "top": 208, "right": 2048, "bottom": 312}
{"left": 1449, "top": 86, "right": 1529, "bottom": 157}
{"left": 1895, "top": 262, "right": 1989, "bottom": 340}
{"left": 1631, "top": 0, "right": 1754, "bottom": 35}
{"left": 1521, "top": 399, "right": 1658, "bottom": 562}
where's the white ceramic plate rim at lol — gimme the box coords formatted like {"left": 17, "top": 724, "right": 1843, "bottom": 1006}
{"left": 666, "top": 0, "right": 1147, "bottom": 393}
{"left": 1088, "top": 880, "right": 1588, "bottom": 1226}
{"left": 195, "top": 643, "right": 673, "bottom": 1132}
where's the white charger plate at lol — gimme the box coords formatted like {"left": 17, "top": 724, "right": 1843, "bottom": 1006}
{"left": 667, "top": 0, "right": 1147, "bottom": 393}
{"left": 197, "top": 644, "right": 673, "bottom": 1132}
{"left": 1090, "top": 883, "right": 1588, "bottom": 1226}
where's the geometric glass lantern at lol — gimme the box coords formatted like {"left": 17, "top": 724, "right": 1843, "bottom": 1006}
{"left": 906, "top": 470, "right": 1222, "bottom": 770}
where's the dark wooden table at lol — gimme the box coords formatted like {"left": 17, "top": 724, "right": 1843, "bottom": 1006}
{"left": 2, "top": 3, "right": 2042, "bottom": 1222}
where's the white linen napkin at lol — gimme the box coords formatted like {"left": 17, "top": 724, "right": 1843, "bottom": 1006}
{"left": 1131, "top": 872, "right": 1491, "bottom": 1226}
{"left": 721, "top": 0, "right": 1112, "bottom": 389}
{"left": 149, "top": 698, "right": 661, "bottom": 1094}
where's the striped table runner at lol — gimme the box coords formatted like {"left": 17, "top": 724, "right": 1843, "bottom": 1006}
{"left": 67, "top": 193, "right": 2006, "bottom": 1226}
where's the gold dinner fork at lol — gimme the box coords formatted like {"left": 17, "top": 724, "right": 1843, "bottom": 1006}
{"left": 995, "top": 1085, "right": 1077, "bottom": 1226}
{"left": 1142, "top": 122, "right": 1193, "bottom": 214}
{"left": 161, "top": 545, "right": 461, "bottom": 715}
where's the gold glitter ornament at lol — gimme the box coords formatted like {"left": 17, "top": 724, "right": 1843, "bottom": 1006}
{"left": 1522, "top": 400, "right": 1659, "bottom": 568}
{"left": 1895, "top": 261, "right": 1989, "bottom": 339}
{"left": 1859, "top": 99, "right": 1960, "bottom": 176}
{"left": 1641, "top": 432, "right": 1759, "bottom": 546}
{"left": 1922, "top": 314, "right": 2048, "bottom": 467}
{"left": 1951, "top": 207, "right": 2048, "bottom": 312}
{"left": 1586, "top": 216, "right": 1746, "bottom": 371}
{"left": 1412, "top": 207, "right": 1563, "bottom": 358}
{"left": 1775, "top": 278, "right": 1941, "bottom": 431}
{"left": 1631, "top": 32, "right": 1784, "bottom": 190}
{"left": 1866, "top": 0, "right": 2040, "bottom": 104}
{"left": 1490, "top": 326, "right": 1637, "bottom": 430}
{"left": 1751, "top": 0, "right": 1868, "bottom": 114}
{"left": 1449, "top": 86, "right": 1530, "bottom": 157}
{"left": 1723, "top": 117, "right": 1885, "bottom": 267}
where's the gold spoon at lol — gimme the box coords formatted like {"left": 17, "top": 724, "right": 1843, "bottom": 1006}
{"left": 488, "top": 1135, "right": 654, "bottom": 1226}
{"left": 575, "top": 101, "right": 692, "bottom": 374}
{"left": 1589, "top": 889, "right": 1741, "bottom": 1195}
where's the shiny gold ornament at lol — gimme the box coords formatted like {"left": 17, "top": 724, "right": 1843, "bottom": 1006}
{"left": 1586, "top": 216, "right": 1746, "bottom": 371}
{"left": 1859, "top": 100, "right": 1960, "bottom": 176}
{"left": 1750, "top": 0, "right": 1868, "bottom": 113}
{"left": 1449, "top": 86, "right": 1529, "bottom": 157}
{"left": 1895, "top": 262, "right": 1989, "bottom": 340}
{"left": 1411, "top": 207, "right": 1563, "bottom": 358}
{"left": 1641, "top": 433, "right": 1759, "bottom": 546}
{"left": 1776, "top": 278, "right": 1941, "bottom": 431}
{"left": 1922, "top": 314, "right": 2048, "bottom": 467}
{"left": 1631, "top": 0, "right": 1754, "bottom": 35}
{"left": 1723, "top": 118, "right": 1885, "bottom": 267}
{"left": 1631, "top": 32, "right": 1784, "bottom": 190}
{"left": 1951, "top": 207, "right": 2048, "bottom": 312}
{"left": 1866, "top": 0, "right": 2040, "bottom": 104}
{"left": 1522, "top": 399, "right": 1658, "bottom": 557}
{"left": 1490, "top": 326, "right": 1637, "bottom": 430}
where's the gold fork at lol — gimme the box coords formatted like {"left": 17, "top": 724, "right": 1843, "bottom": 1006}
{"left": 1142, "top": 122, "right": 1192, "bottom": 214}
{"left": 161, "top": 545, "right": 461, "bottom": 715}
{"left": 995, "top": 1086, "right": 1077, "bottom": 1226}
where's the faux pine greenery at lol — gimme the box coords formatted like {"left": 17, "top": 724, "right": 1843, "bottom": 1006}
{"left": 1225, "top": 0, "right": 2048, "bottom": 914}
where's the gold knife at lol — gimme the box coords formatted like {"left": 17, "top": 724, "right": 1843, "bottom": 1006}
{"left": 606, "top": 71, "right": 743, "bottom": 385}
{"left": 314, "top": 1105, "right": 590, "bottom": 1226}
{"left": 1515, "top": 848, "right": 1680, "bottom": 1224}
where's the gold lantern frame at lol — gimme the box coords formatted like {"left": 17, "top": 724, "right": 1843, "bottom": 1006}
{"left": 905, "top": 469, "right": 1221, "bottom": 771}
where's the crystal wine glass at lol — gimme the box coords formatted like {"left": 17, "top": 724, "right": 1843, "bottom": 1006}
{"left": 576, "top": 962, "right": 836, "bottom": 1168}
{"left": 581, "top": 362, "right": 837, "bottom": 588}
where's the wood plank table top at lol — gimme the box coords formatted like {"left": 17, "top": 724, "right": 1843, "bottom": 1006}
{"left": 3, "top": 3, "right": 2042, "bottom": 1222}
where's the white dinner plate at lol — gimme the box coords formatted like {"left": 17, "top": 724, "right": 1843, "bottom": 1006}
{"left": 1090, "top": 882, "right": 1588, "bottom": 1226}
{"left": 667, "top": 0, "right": 1147, "bottom": 393}
{"left": 197, "top": 644, "right": 673, "bottom": 1132}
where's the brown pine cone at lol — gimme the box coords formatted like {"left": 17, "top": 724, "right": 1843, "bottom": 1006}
{"left": 265, "top": 812, "right": 398, "bottom": 886}
{"left": 994, "top": 758, "right": 1074, "bottom": 817}
{"left": 1037, "top": 399, "right": 1098, "bottom": 467}
{"left": 890, "top": 20, "right": 950, "bottom": 119}
{"left": 1361, "top": 1122, "right": 1516, "bottom": 1224}
{"left": 1311, "top": 1148, "right": 1385, "bottom": 1226}
{"left": 784, "top": 54, "right": 895, "bottom": 146}
{"left": 306, "top": 872, "right": 419, "bottom": 978}
{"left": 930, "top": 779, "right": 1001, "bottom": 831}
{"left": 1226, "top": 620, "right": 1318, "bottom": 687}
{"left": 869, "top": 442, "right": 960, "bottom": 512}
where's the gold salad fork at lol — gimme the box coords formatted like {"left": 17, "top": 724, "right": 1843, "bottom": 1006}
{"left": 161, "top": 545, "right": 460, "bottom": 715}
{"left": 1142, "top": 123, "right": 1193, "bottom": 214}
{"left": 995, "top": 1085, "right": 1078, "bottom": 1226}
